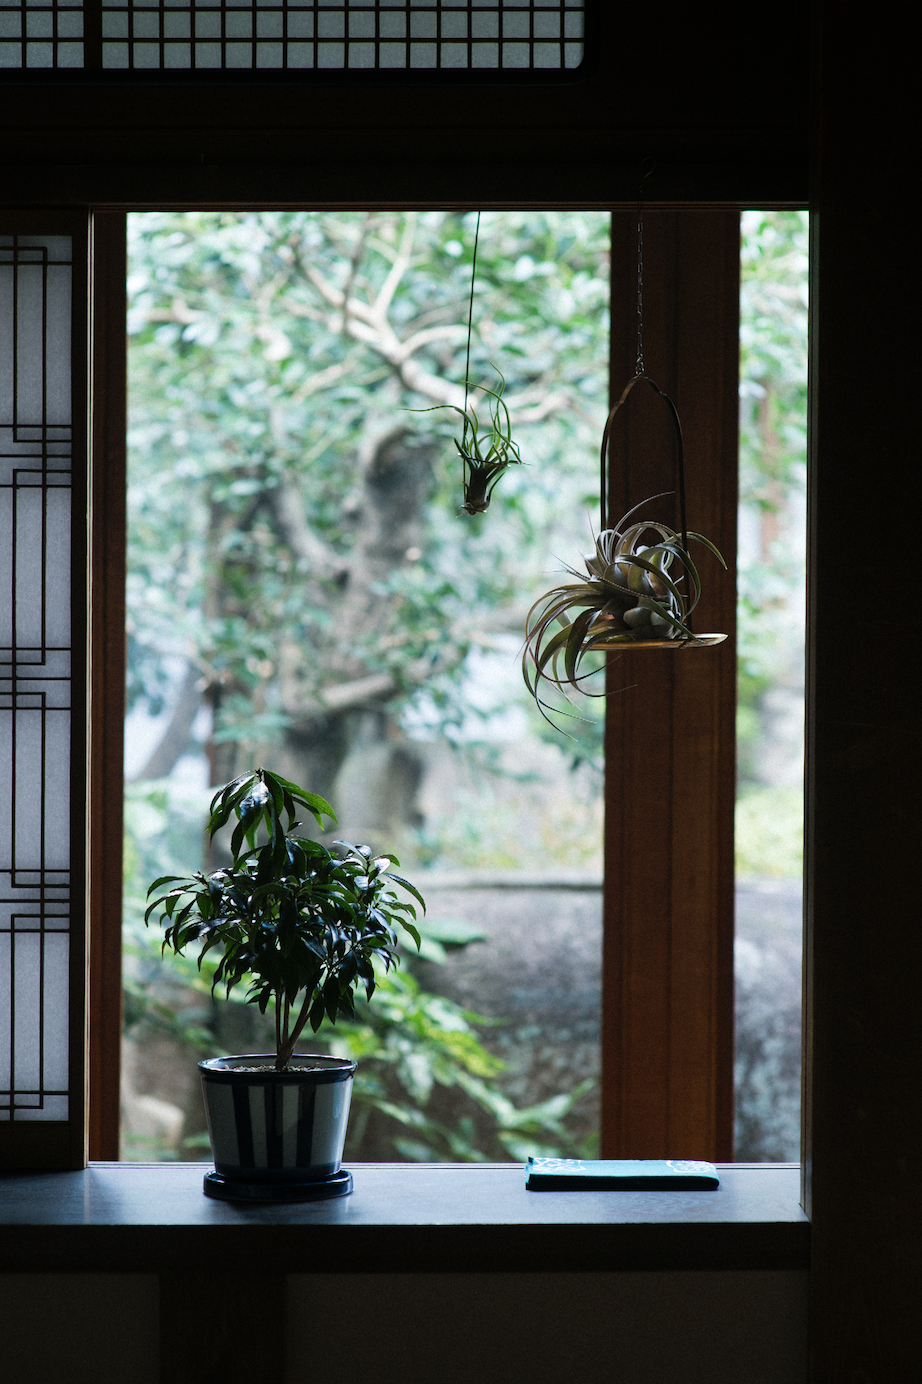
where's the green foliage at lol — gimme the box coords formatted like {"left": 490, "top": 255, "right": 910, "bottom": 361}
{"left": 737, "top": 211, "right": 808, "bottom": 821}
{"left": 123, "top": 777, "right": 217, "bottom": 1049}
{"left": 145, "top": 768, "right": 425, "bottom": 1069}
{"left": 735, "top": 787, "right": 804, "bottom": 878}
{"left": 126, "top": 211, "right": 610, "bottom": 758}
{"left": 329, "top": 965, "right": 595, "bottom": 1163}
{"left": 125, "top": 776, "right": 595, "bottom": 1160}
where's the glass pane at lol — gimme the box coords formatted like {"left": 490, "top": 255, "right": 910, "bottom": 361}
{"left": 98, "top": 2, "right": 586, "bottom": 70}
{"left": 0, "top": 232, "right": 74, "bottom": 1123}
{"left": 2, "top": 2, "right": 586, "bottom": 72}
{"left": 734, "top": 211, "right": 808, "bottom": 1161}
{"left": 122, "top": 211, "right": 609, "bottom": 1161}
{"left": 0, "top": 1, "right": 84, "bottom": 69}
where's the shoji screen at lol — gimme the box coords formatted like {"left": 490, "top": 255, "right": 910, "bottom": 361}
{"left": 0, "top": 215, "right": 88, "bottom": 1169}
{"left": 1, "top": 1, "right": 586, "bottom": 72}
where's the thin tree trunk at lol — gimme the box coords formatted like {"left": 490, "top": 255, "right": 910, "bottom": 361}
{"left": 132, "top": 663, "right": 202, "bottom": 781}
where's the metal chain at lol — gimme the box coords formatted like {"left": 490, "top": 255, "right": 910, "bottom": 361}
{"left": 635, "top": 194, "right": 644, "bottom": 377}
{"left": 634, "top": 164, "right": 654, "bottom": 377}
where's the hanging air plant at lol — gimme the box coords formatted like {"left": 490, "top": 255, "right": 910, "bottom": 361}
{"left": 522, "top": 184, "right": 726, "bottom": 729}
{"left": 417, "top": 369, "right": 523, "bottom": 514}
{"left": 415, "top": 213, "right": 523, "bottom": 516}
{"left": 522, "top": 487, "right": 726, "bottom": 718}
{"left": 454, "top": 372, "right": 524, "bottom": 514}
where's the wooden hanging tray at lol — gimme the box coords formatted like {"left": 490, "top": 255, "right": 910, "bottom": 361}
{"left": 594, "top": 633, "right": 727, "bottom": 650}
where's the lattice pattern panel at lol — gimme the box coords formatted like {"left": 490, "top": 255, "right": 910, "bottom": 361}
{"left": 0, "top": 234, "right": 73, "bottom": 1122}
{"left": 1, "top": 0, "right": 584, "bottom": 70}
{"left": 0, "top": 0, "right": 84, "bottom": 67}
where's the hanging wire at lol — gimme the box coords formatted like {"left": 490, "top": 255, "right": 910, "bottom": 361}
{"left": 602, "top": 162, "right": 690, "bottom": 568}
{"left": 461, "top": 211, "right": 482, "bottom": 449}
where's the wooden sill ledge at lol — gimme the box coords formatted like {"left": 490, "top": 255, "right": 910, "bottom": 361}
{"left": 0, "top": 1161, "right": 808, "bottom": 1274}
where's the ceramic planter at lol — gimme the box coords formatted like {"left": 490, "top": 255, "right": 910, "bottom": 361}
{"left": 198, "top": 1053, "right": 356, "bottom": 1202}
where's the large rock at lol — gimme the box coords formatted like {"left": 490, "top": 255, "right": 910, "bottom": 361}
{"left": 734, "top": 878, "right": 803, "bottom": 1161}
{"left": 417, "top": 872, "right": 604, "bottom": 1150}
{"left": 416, "top": 870, "right": 803, "bottom": 1161}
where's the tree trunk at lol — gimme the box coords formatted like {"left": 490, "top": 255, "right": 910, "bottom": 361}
{"left": 132, "top": 663, "right": 202, "bottom": 781}
{"left": 211, "top": 426, "right": 439, "bottom": 845}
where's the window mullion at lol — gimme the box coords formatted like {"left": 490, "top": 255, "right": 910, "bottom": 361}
{"left": 601, "top": 210, "right": 738, "bottom": 1161}
{"left": 88, "top": 212, "right": 127, "bottom": 1162}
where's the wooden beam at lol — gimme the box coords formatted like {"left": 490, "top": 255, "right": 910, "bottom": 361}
{"left": 805, "top": 3, "right": 918, "bottom": 1376}
{"left": 88, "top": 213, "right": 127, "bottom": 1161}
{"left": 602, "top": 212, "right": 738, "bottom": 1160}
{"left": 0, "top": 6, "right": 809, "bottom": 208}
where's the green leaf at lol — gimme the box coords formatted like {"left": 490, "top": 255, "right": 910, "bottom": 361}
{"left": 564, "top": 605, "right": 598, "bottom": 685}
{"left": 687, "top": 530, "right": 728, "bottom": 568}
{"left": 399, "top": 921, "right": 422, "bottom": 950}
{"left": 146, "top": 874, "right": 184, "bottom": 896}
{"left": 384, "top": 873, "right": 426, "bottom": 912}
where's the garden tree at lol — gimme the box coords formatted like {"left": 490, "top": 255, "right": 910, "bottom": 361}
{"left": 127, "top": 211, "right": 610, "bottom": 840}
{"left": 736, "top": 211, "right": 808, "bottom": 871}
{"left": 732, "top": 211, "right": 809, "bottom": 1157}
{"left": 122, "top": 772, "right": 595, "bottom": 1162}
{"left": 123, "top": 212, "right": 809, "bottom": 1161}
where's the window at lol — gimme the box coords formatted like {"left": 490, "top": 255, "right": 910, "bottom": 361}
{"left": 0, "top": 0, "right": 588, "bottom": 74}
{"left": 117, "top": 209, "right": 805, "bottom": 1168}
{"left": 120, "top": 208, "right": 611, "bottom": 1162}
{"left": 0, "top": 207, "right": 744, "bottom": 1168}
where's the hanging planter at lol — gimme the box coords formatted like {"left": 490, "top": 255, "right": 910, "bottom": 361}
{"left": 414, "top": 213, "right": 523, "bottom": 515}
{"left": 421, "top": 368, "right": 523, "bottom": 514}
{"left": 522, "top": 193, "right": 726, "bottom": 728}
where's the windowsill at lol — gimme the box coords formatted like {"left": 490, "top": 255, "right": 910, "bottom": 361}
{"left": 0, "top": 1161, "right": 807, "bottom": 1273}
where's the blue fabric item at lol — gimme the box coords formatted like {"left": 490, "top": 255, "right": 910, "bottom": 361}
{"left": 525, "top": 1157, "right": 720, "bottom": 1191}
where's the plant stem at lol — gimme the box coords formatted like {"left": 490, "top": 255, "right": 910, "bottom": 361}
{"left": 277, "top": 989, "right": 315, "bottom": 1070}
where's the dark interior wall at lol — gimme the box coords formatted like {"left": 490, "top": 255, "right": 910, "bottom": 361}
{"left": 2, "top": 1274, "right": 159, "bottom": 1384}
{"left": 3, "top": 1270, "right": 809, "bottom": 1384}
{"left": 2, "top": 2, "right": 918, "bottom": 1378}
{"left": 805, "top": 5, "right": 919, "bottom": 1377}
{"left": 1, "top": 4, "right": 809, "bottom": 207}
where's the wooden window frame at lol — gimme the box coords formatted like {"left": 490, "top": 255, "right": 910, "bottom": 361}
{"left": 602, "top": 211, "right": 738, "bottom": 1160}
{"left": 4, "top": 7, "right": 916, "bottom": 1376}
{"left": 82, "top": 206, "right": 741, "bottom": 1163}
{"left": 87, "top": 212, "right": 128, "bottom": 1161}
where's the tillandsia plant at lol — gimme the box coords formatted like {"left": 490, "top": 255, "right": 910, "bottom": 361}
{"left": 522, "top": 495, "right": 727, "bottom": 722}
{"left": 145, "top": 768, "right": 425, "bottom": 1072}
{"left": 418, "top": 209, "right": 524, "bottom": 516}
{"left": 414, "top": 370, "right": 524, "bottom": 514}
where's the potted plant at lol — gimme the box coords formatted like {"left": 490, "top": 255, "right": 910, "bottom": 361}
{"left": 145, "top": 767, "right": 425, "bottom": 1202}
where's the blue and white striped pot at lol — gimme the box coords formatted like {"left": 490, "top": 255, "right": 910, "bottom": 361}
{"left": 199, "top": 1054, "right": 355, "bottom": 1187}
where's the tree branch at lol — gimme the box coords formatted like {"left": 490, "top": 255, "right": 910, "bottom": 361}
{"left": 131, "top": 663, "right": 203, "bottom": 782}
{"left": 267, "top": 475, "right": 348, "bottom": 582}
